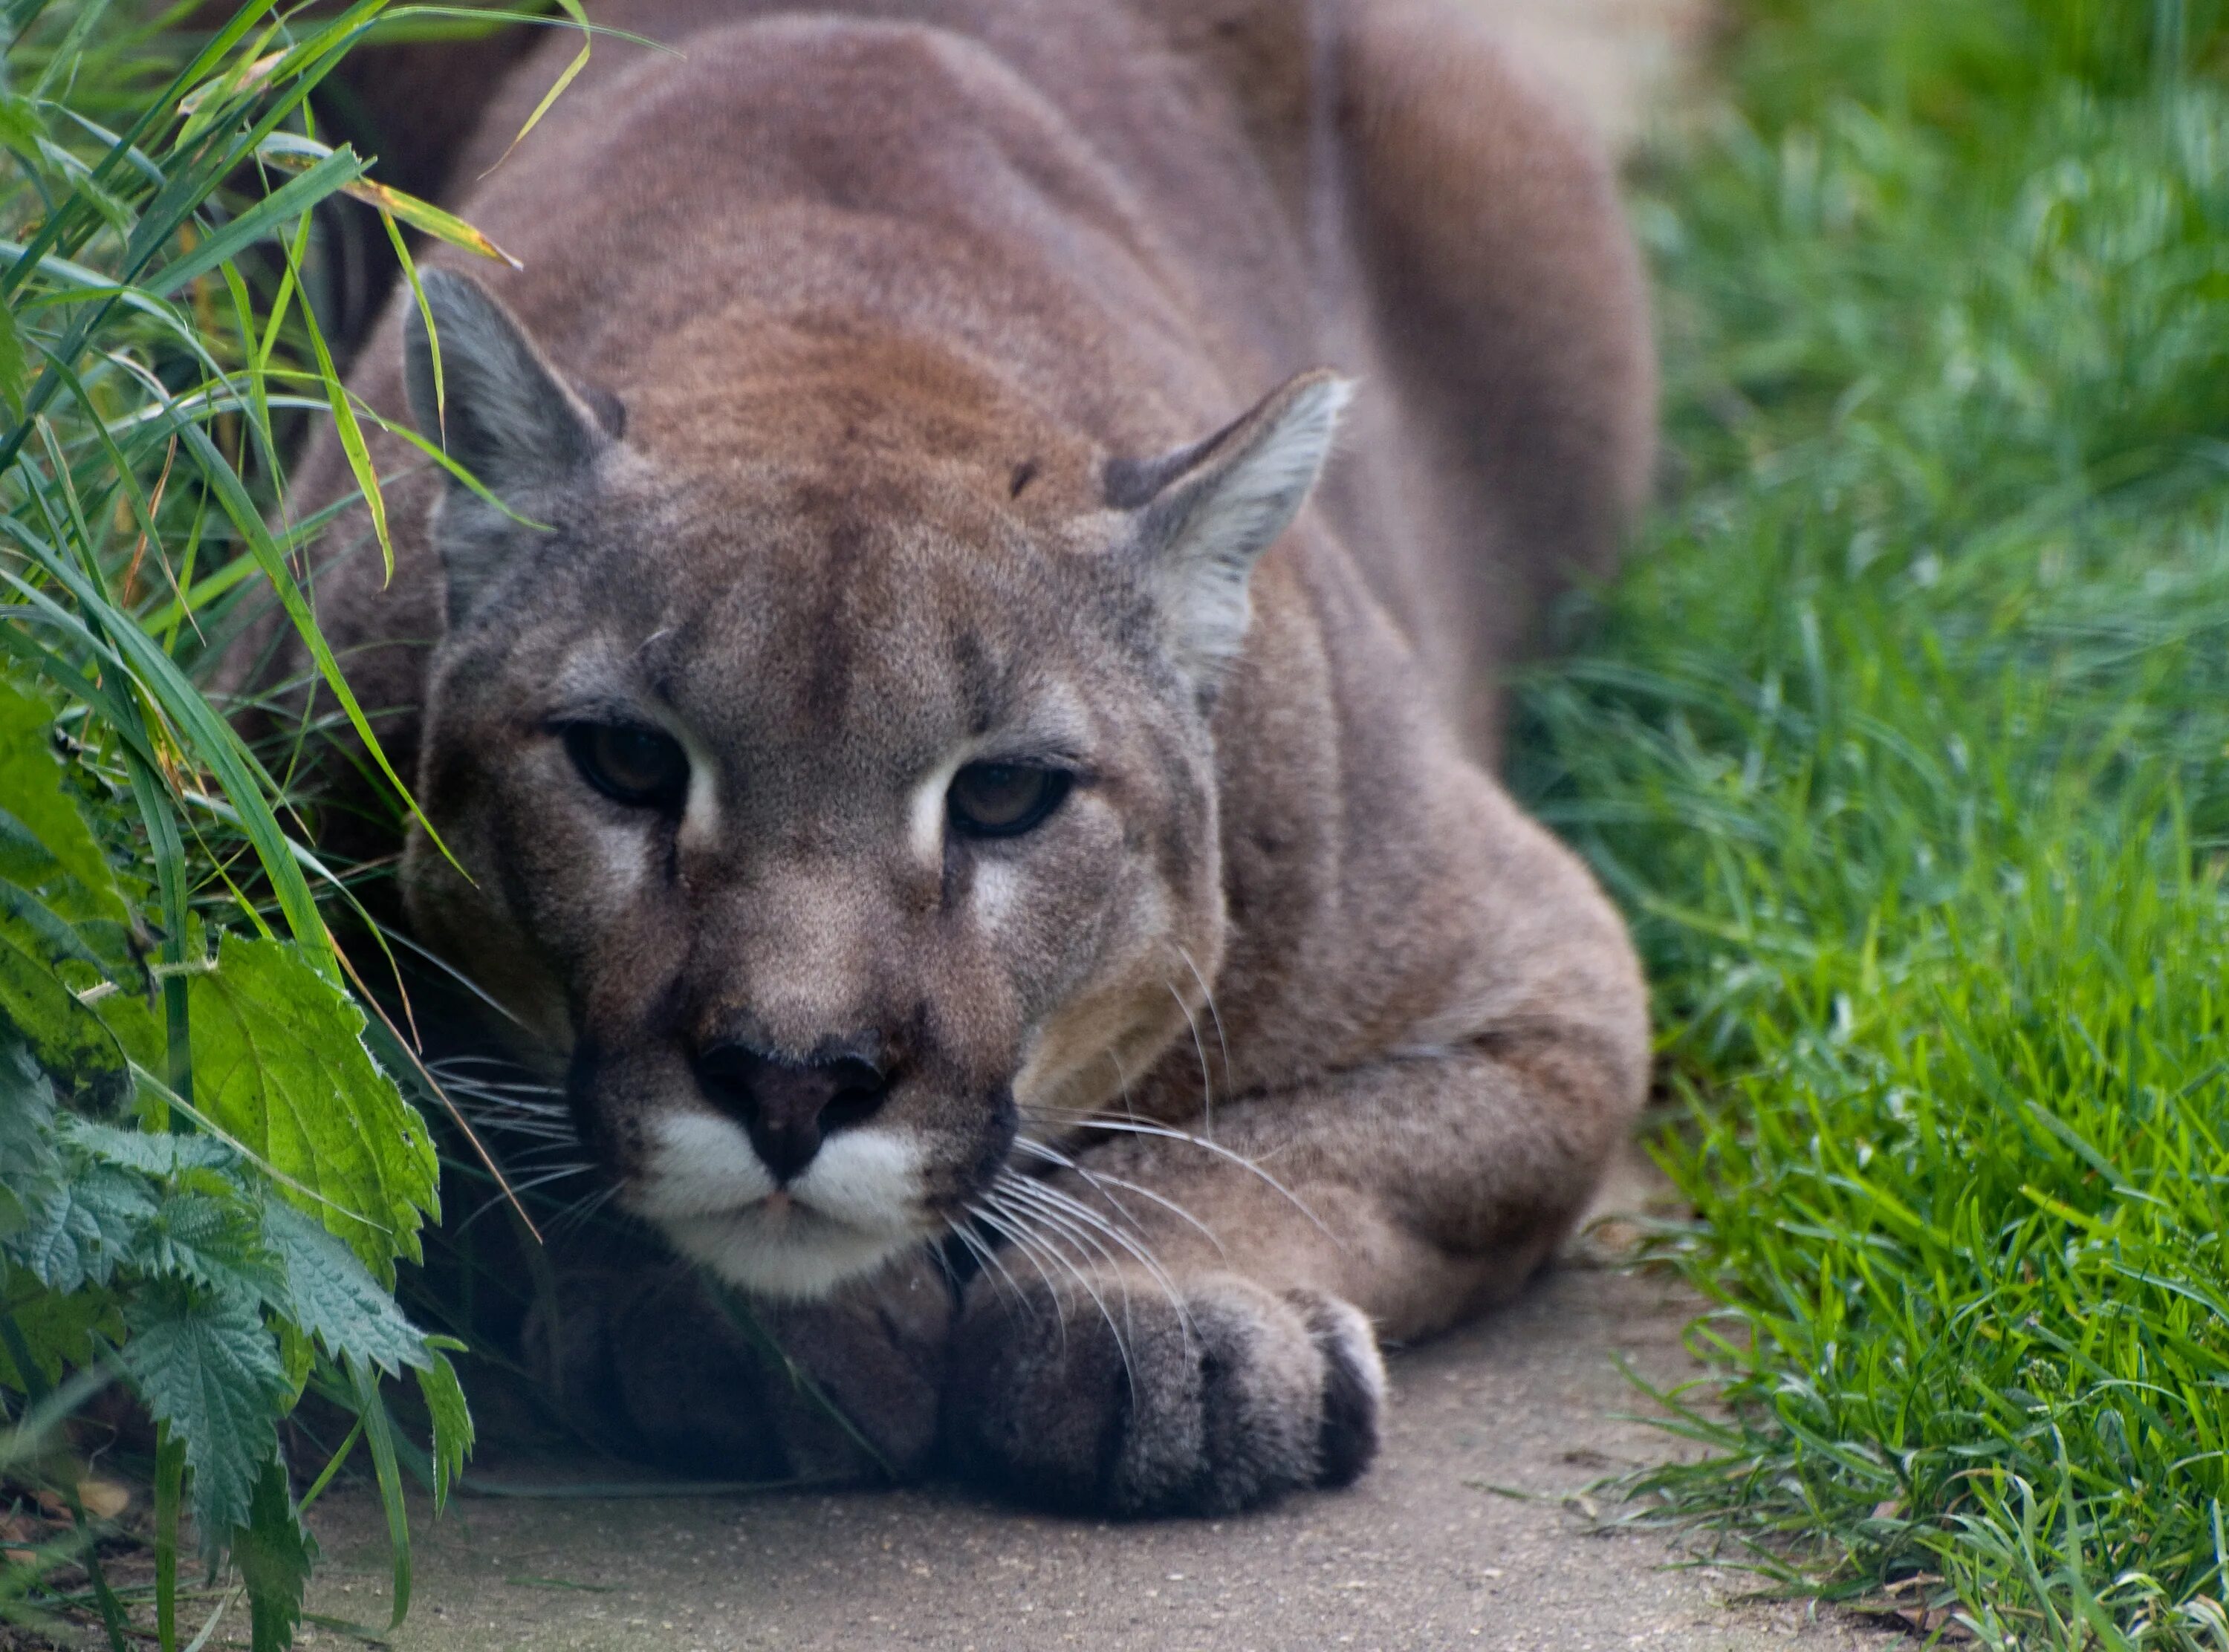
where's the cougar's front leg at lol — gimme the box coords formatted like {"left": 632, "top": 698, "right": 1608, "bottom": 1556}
{"left": 941, "top": 1028, "right": 1643, "bottom": 1516}
{"left": 527, "top": 1247, "right": 952, "bottom": 1483}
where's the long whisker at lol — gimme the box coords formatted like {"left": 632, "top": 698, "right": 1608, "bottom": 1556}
{"left": 970, "top": 1197, "right": 1135, "bottom": 1388}
{"left": 989, "top": 1191, "right": 1143, "bottom": 1392}
{"left": 1164, "top": 978, "right": 1216, "bottom": 1139}
{"left": 372, "top": 923, "right": 532, "bottom": 1030}
{"left": 938, "top": 1221, "right": 1020, "bottom": 1314}
{"left": 944, "top": 1215, "right": 1034, "bottom": 1319}
{"left": 1175, "top": 943, "right": 1232, "bottom": 1128}
{"left": 997, "top": 1171, "right": 1193, "bottom": 1339}
{"left": 1010, "top": 1135, "right": 1228, "bottom": 1258}
{"left": 995, "top": 1173, "right": 1146, "bottom": 1313}
{"left": 459, "top": 1163, "right": 595, "bottom": 1232}
{"left": 547, "top": 1181, "right": 623, "bottom": 1239}
{"left": 1016, "top": 1108, "right": 1336, "bottom": 1241}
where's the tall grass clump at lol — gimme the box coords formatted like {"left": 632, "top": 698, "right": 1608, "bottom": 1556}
{"left": 0, "top": 2, "right": 569, "bottom": 1645}
{"left": 1514, "top": 0, "right": 2229, "bottom": 1644}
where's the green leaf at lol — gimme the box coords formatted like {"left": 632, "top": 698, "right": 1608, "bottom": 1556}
{"left": 0, "top": 674, "right": 123, "bottom": 923}
{"left": 188, "top": 934, "right": 438, "bottom": 1284}
{"left": 414, "top": 1342, "right": 473, "bottom": 1512}
{"left": 261, "top": 1199, "right": 428, "bottom": 1375}
{"left": 134, "top": 1188, "right": 282, "bottom": 1307}
{"left": 0, "top": 903, "right": 128, "bottom": 1103}
{"left": 122, "top": 1281, "right": 289, "bottom": 1545}
{"left": 7, "top": 1161, "right": 154, "bottom": 1294}
{"left": 59, "top": 1115, "right": 237, "bottom": 1176}
{"left": 233, "top": 1453, "right": 317, "bottom": 1652}
{"left": 349, "top": 1357, "right": 412, "bottom": 1628}
{"left": 0, "top": 1034, "right": 63, "bottom": 1242}
{"left": 0, "top": 1267, "right": 121, "bottom": 1394}
{"left": 0, "top": 290, "right": 25, "bottom": 418}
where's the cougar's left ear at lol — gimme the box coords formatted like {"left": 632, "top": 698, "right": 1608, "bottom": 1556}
{"left": 403, "top": 267, "right": 623, "bottom": 622}
{"left": 1109, "top": 369, "right": 1352, "bottom": 683}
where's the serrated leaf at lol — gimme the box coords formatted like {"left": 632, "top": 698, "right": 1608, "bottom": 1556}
{"left": 189, "top": 934, "right": 438, "bottom": 1284}
{"left": 122, "top": 1282, "right": 289, "bottom": 1545}
{"left": 0, "top": 905, "right": 128, "bottom": 1102}
{"left": 9, "top": 1162, "right": 156, "bottom": 1295}
{"left": 233, "top": 1453, "right": 317, "bottom": 1652}
{"left": 260, "top": 1199, "right": 427, "bottom": 1375}
{"left": 134, "top": 1188, "right": 282, "bottom": 1306}
{"left": 0, "top": 1265, "right": 120, "bottom": 1392}
{"left": 414, "top": 1342, "right": 473, "bottom": 1512}
{"left": 0, "top": 1035, "right": 63, "bottom": 1242}
{"left": 0, "top": 676, "right": 123, "bottom": 926}
{"left": 59, "top": 1116, "right": 238, "bottom": 1176}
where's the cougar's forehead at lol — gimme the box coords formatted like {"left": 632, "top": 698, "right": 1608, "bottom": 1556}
{"left": 557, "top": 467, "right": 1135, "bottom": 784}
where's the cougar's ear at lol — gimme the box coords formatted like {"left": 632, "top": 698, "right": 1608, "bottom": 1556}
{"left": 1108, "top": 369, "right": 1352, "bottom": 685}
{"left": 403, "top": 268, "right": 620, "bottom": 620}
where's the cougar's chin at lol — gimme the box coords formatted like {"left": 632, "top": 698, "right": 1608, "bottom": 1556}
{"left": 629, "top": 1112, "right": 934, "bottom": 1301}
{"left": 661, "top": 1204, "right": 921, "bottom": 1300}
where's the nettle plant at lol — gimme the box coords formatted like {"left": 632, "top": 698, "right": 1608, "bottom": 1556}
{"left": 0, "top": 1, "right": 591, "bottom": 1646}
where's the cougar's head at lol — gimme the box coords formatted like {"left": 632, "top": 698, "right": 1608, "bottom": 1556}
{"left": 397, "top": 270, "right": 1346, "bottom": 1298}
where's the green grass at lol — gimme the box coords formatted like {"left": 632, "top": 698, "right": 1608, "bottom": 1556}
{"left": 1512, "top": 1, "right": 2229, "bottom": 1643}
{"left": 0, "top": 4, "right": 565, "bottom": 1646}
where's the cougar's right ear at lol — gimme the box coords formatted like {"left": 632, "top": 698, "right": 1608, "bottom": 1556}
{"left": 403, "top": 268, "right": 620, "bottom": 620}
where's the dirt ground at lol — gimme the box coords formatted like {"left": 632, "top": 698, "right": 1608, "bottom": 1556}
{"left": 302, "top": 1261, "right": 1890, "bottom": 1652}
{"left": 290, "top": 6, "right": 1881, "bottom": 1649}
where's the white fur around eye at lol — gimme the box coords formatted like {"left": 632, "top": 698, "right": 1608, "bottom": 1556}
{"left": 973, "top": 857, "right": 1022, "bottom": 926}
{"left": 908, "top": 750, "right": 968, "bottom": 867}
{"left": 678, "top": 729, "right": 722, "bottom": 842}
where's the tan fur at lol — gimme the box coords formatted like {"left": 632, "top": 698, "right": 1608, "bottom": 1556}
{"left": 241, "top": 0, "right": 1655, "bottom": 1514}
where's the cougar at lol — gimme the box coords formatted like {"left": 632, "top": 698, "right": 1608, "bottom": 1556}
{"left": 247, "top": 0, "right": 1655, "bottom": 1515}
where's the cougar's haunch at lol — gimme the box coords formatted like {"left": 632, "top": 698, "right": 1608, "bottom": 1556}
{"left": 247, "top": 0, "right": 1655, "bottom": 1515}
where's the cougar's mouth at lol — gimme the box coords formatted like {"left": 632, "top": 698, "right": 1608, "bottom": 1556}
{"left": 626, "top": 1110, "right": 935, "bottom": 1299}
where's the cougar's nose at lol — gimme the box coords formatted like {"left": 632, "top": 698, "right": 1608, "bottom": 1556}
{"left": 692, "top": 1042, "right": 890, "bottom": 1183}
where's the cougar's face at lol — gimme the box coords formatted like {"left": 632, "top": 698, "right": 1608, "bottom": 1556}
{"left": 393, "top": 270, "right": 1341, "bottom": 1298}
{"left": 406, "top": 460, "right": 1224, "bottom": 1298}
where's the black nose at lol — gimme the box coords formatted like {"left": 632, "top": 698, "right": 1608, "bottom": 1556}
{"left": 692, "top": 1042, "right": 890, "bottom": 1183}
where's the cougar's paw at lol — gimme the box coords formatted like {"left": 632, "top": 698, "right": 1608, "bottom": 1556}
{"left": 523, "top": 1255, "right": 952, "bottom": 1481}
{"left": 944, "top": 1272, "right": 1385, "bottom": 1515}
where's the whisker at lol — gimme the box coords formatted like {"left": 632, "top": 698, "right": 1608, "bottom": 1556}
{"left": 970, "top": 1197, "right": 1135, "bottom": 1384}
{"left": 547, "top": 1182, "right": 623, "bottom": 1239}
{"left": 372, "top": 924, "right": 531, "bottom": 1030}
{"left": 1164, "top": 977, "right": 1216, "bottom": 1139}
{"left": 997, "top": 1171, "right": 1193, "bottom": 1341}
{"left": 1016, "top": 1108, "right": 1336, "bottom": 1242}
{"left": 987, "top": 1193, "right": 1141, "bottom": 1394}
{"left": 1010, "top": 1136, "right": 1228, "bottom": 1258}
{"left": 941, "top": 1218, "right": 1031, "bottom": 1318}
{"left": 458, "top": 1163, "right": 595, "bottom": 1232}
{"left": 1175, "top": 943, "right": 1232, "bottom": 1131}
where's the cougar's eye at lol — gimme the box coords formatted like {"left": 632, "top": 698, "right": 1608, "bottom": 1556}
{"left": 947, "top": 762, "right": 1071, "bottom": 838}
{"left": 564, "top": 723, "right": 689, "bottom": 809}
